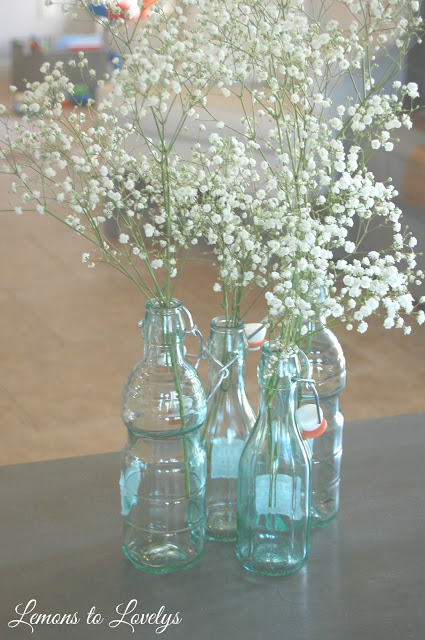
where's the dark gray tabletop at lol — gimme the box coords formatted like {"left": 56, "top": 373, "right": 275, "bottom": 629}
{"left": 1, "top": 413, "right": 424, "bottom": 640}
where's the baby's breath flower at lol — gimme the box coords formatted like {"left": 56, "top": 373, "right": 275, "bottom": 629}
{"left": 0, "top": 0, "right": 422, "bottom": 343}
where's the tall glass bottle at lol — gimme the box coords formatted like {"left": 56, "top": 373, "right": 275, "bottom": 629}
{"left": 301, "top": 304, "right": 346, "bottom": 526}
{"left": 202, "top": 317, "right": 256, "bottom": 541}
{"left": 120, "top": 298, "right": 207, "bottom": 573}
{"left": 236, "top": 343, "right": 311, "bottom": 576}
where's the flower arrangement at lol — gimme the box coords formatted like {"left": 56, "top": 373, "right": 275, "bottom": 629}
{"left": 1, "top": 0, "right": 424, "bottom": 349}
{"left": 1, "top": 0, "right": 425, "bottom": 577}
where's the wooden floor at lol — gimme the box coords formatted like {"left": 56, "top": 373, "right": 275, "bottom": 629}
{"left": 0, "top": 70, "right": 424, "bottom": 466}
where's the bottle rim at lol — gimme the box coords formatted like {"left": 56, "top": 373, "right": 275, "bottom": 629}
{"left": 210, "top": 316, "right": 245, "bottom": 332}
{"left": 145, "top": 297, "right": 183, "bottom": 314}
{"left": 261, "top": 340, "right": 300, "bottom": 358}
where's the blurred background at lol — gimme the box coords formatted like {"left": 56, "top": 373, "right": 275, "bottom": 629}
{"left": 0, "top": 1, "right": 424, "bottom": 465}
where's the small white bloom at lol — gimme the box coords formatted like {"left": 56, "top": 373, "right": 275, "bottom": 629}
{"left": 406, "top": 82, "right": 419, "bottom": 98}
{"left": 357, "top": 321, "right": 368, "bottom": 333}
{"left": 119, "top": 233, "right": 129, "bottom": 244}
{"left": 144, "top": 223, "right": 155, "bottom": 237}
{"left": 213, "top": 283, "right": 221, "bottom": 292}
{"left": 344, "top": 241, "right": 356, "bottom": 254}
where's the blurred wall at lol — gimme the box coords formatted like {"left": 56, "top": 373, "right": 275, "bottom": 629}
{"left": 1, "top": 2, "right": 97, "bottom": 65}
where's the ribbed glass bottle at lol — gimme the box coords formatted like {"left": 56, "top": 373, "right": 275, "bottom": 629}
{"left": 301, "top": 309, "right": 346, "bottom": 526}
{"left": 202, "top": 317, "right": 256, "bottom": 541}
{"left": 236, "top": 343, "right": 311, "bottom": 576}
{"left": 120, "top": 298, "right": 207, "bottom": 573}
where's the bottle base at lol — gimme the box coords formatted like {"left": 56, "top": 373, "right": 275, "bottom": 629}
{"left": 236, "top": 543, "right": 308, "bottom": 576}
{"left": 310, "top": 503, "right": 339, "bottom": 528}
{"left": 206, "top": 506, "right": 237, "bottom": 542}
{"left": 206, "top": 533, "right": 236, "bottom": 542}
{"left": 122, "top": 544, "right": 204, "bottom": 574}
{"left": 310, "top": 512, "right": 338, "bottom": 528}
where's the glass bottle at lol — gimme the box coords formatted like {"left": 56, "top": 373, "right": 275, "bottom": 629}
{"left": 301, "top": 301, "right": 346, "bottom": 526}
{"left": 236, "top": 343, "right": 311, "bottom": 576}
{"left": 202, "top": 317, "right": 256, "bottom": 541}
{"left": 120, "top": 298, "right": 207, "bottom": 573}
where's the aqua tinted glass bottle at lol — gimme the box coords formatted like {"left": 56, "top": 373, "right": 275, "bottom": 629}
{"left": 236, "top": 343, "right": 311, "bottom": 576}
{"left": 120, "top": 299, "right": 207, "bottom": 573}
{"left": 202, "top": 317, "right": 256, "bottom": 541}
{"left": 302, "top": 305, "right": 346, "bottom": 526}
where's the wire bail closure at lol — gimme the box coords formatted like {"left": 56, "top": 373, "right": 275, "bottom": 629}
{"left": 245, "top": 321, "right": 268, "bottom": 351}
{"left": 203, "top": 347, "right": 238, "bottom": 403}
{"left": 297, "top": 378, "right": 323, "bottom": 426}
{"left": 296, "top": 347, "right": 327, "bottom": 438}
{"left": 203, "top": 321, "right": 267, "bottom": 403}
{"left": 180, "top": 305, "right": 204, "bottom": 370}
{"left": 296, "top": 377, "right": 328, "bottom": 440}
{"left": 137, "top": 305, "right": 204, "bottom": 369}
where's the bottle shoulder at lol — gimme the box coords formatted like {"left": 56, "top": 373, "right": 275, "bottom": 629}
{"left": 304, "top": 328, "right": 346, "bottom": 391}
{"left": 121, "top": 357, "right": 207, "bottom": 434}
{"left": 243, "top": 411, "right": 307, "bottom": 454}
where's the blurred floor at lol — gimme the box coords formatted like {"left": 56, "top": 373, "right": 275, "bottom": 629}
{"left": 0, "top": 68, "right": 424, "bottom": 465}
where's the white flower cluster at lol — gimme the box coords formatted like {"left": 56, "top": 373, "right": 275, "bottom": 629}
{"left": 183, "top": 0, "right": 424, "bottom": 343}
{"left": 0, "top": 0, "right": 423, "bottom": 345}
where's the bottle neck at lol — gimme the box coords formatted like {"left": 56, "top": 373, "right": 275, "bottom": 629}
{"left": 207, "top": 317, "right": 248, "bottom": 391}
{"left": 258, "top": 381, "right": 298, "bottom": 426}
{"left": 141, "top": 298, "right": 187, "bottom": 362}
{"left": 307, "top": 315, "right": 326, "bottom": 334}
{"left": 306, "top": 284, "right": 327, "bottom": 334}
{"left": 257, "top": 344, "right": 301, "bottom": 427}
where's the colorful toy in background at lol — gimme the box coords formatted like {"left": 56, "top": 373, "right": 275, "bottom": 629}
{"left": 140, "top": 0, "right": 157, "bottom": 20}
{"left": 88, "top": 0, "right": 158, "bottom": 22}
{"left": 108, "top": 52, "right": 124, "bottom": 70}
{"left": 28, "top": 35, "right": 47, "bottom": 54}
{"left": 56, "top": 34, "right": 103, "bottom": 52}
{"left": 108, "top": 1, "right": 141, "bottom": 21}
{"left": 88, "top": 2, "right": 108, "bottom": 17}
{"left": 62, "top": 84, "right": 94, "bottom": 108}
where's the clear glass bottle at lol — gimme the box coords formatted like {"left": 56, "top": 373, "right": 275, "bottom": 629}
{"left": 301, "top": 303, "right": 346, "bottom": 526}
{"left": 236, "top": 343, "right": 311, "bottom": 576}
{"left": 202, "top": 317, "right": 256, "bottom": 541}
{"left": 120, "top": 298, "right": 207, "bottom": 573}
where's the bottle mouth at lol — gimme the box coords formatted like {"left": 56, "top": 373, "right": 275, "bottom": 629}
{"left": 261, "top": 341, "right": 300, "bottom": 359}
{"left": 145, "top": 297, "right": 183, "bottom": 314}
{"left": 210, "top": 316, "right": 245, "bottom": 332}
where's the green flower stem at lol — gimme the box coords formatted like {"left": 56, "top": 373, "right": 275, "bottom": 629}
{"left": 166, "top": 327, "right": 191, "bottom": 500}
